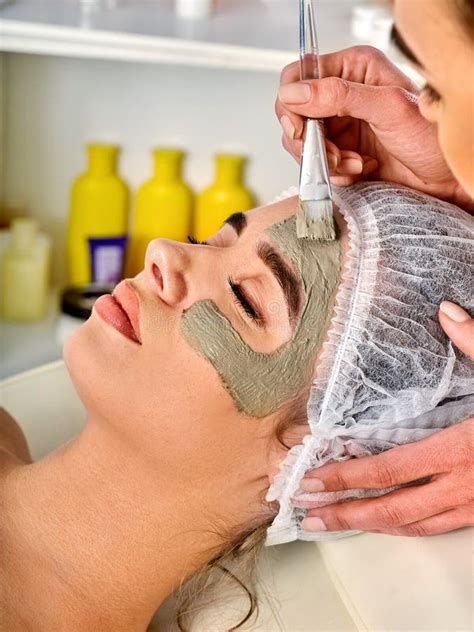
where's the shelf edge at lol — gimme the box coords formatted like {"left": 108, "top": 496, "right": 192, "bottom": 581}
{"left": 0, "top": 19, "right": 294, "bottom": 71}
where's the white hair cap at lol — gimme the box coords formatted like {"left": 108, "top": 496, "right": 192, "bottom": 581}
{"left": 266, "top": 182, "right": 474, "bottom": 546}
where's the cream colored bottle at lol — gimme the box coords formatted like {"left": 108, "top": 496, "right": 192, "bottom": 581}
{"left": 1, "top": 218, "right": 52, "bottom": 321}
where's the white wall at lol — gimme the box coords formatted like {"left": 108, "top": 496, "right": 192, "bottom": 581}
{"left": 0, "top": 52, "right": 5, "bottom": 206}
{"left": 4, "top": 53, "right": 299, "bottom": 282}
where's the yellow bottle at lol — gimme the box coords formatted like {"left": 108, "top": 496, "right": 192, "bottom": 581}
{"left": 67, "top": 144, "right": 129, "bottom": 286}
{"left": 1, "top": 218, "right": 52, "bottom": 322}
{"left": 194, "top": 153, "right": 256, "bottom": 242}
{"left": 126, "top": 148, "right": 193, "bottom": 277}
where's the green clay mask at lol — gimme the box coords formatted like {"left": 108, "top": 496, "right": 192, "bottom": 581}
{"left": 181, "top": 216, "right": 342, "bottom": 417}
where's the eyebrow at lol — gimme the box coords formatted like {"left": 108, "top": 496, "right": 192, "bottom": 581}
{"left": 223, "top": 212, "right": 247, "bottom": 235}
{"left": 256, "top": 242, "right": 302, "bottom": 324}
{"left": 224, "top": 211, "right": 302, "bottom": 323}
{"left": 391, "top": 25, "right": 423, "bottom": 68}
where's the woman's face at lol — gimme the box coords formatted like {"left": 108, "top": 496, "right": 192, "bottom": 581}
{"left": 64, "top": 197, "right": 343, "bottom": 488}
{"left": 394, "top": 0, "right": 474, "bottom": 197}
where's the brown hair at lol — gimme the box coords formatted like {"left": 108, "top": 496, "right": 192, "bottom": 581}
{"left": 173, "top": 391, "right": 310, "bottom": 631}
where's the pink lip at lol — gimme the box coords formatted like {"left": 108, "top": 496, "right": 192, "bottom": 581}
{"left": 94, "top": 281, "right": 142, "bottom": 344}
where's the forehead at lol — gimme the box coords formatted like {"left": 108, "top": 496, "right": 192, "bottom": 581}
{"left": 245, "top": 196, "right": 297, "bottom": 234}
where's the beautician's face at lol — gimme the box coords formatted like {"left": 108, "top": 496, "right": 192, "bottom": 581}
{"left": 394, "top": 0, "right": 474, "bottom": 196}
{"left": 65, "top": 196, "right": 331, "bottom": 489}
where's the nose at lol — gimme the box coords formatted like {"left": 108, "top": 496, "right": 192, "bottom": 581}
{"left": 144, "top": 239, "right": 191, "bottom": 307}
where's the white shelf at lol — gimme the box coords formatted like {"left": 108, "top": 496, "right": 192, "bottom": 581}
{"left": 0, "top": 0, "right": 359, "bottom": 71}
{"left": 0, "top": 290, "right": 63, "bottom": 379}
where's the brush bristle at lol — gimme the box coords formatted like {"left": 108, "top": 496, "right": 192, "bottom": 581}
{"left": 296, "top": 199, "right": 336, "bottom": 240}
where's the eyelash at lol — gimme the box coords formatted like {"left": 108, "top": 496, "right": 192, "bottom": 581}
{"left": 188, "top": 236, "right": 265, "bottom": 328}
{"left": 421, "top": 83, "right": 441, "bottom": 103}
{"left": 228, "top": 276, "right": 265, "bottom": 328}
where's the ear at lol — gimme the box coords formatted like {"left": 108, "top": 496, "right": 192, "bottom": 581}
{"left": 266, "top": 421, "right": 310, "bottom": 488}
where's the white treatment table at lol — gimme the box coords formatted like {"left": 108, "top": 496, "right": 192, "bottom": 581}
{"left": 1, "top": 362, "right": 472, "bottom": 632}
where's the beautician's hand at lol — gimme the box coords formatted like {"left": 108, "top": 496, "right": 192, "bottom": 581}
{"left": 276, "top": 46, "right": 472, "bottom": 210}
{"left": 300, "top": 418, "right": 474, "bottom": 536}
{"left": 300, "top": 301, "right": 474, "bottom": 537}
{"left": 439, "top": 301, "right": 474, "bottom": 360}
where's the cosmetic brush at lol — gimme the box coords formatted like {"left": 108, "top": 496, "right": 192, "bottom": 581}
{"left": 296, "top": 0, "right": 336, "bottom": 241}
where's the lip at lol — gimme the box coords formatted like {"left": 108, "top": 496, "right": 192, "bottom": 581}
{"left": 94, "top": 280, "right": 142, "bottom": 344}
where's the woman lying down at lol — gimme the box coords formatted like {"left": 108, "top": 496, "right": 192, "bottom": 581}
{"left": 1, "top": 182, "right": 473, "bottom": 631}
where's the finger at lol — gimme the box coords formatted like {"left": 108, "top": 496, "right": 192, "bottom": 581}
{"left": 280, "top": 46, "right": 418, "bottom": 92}
{"left": 303, "top": 478, "right": 457, "bottom": 533}
{"left": 361, "top": 156, "right": 379, "bottom": 175}
{"left": 439, "top": 302, "right": 474, "bottom": 360}
{"left": 372, "top": 506, "right": 474, "bottom": 536}
{"left": 337, "top": 150, "right": 363, "bottom": 175}
{"left": 275, "top": 99, "right": 305, "bottom": 140}
{"left": 278, "top": 78, "right": 420, "bottom": 133}
{"left": 277, "top": 93, "right": 349, "bottom": 166}
{"left": 280, "top": 59, "right": 300, "bottom": 86}
{"left": 334, "top": 152, "right": 379, "bottom": 177}
{"left": 325, "top": 139, "right": 342, "bottom": 167}
{"left": 302, "top": 431, "right": 456, "bottom": 492}
{"left": 330, "top": 175, "right": 363, "bottom": 187}
{"left": 281, "top": 134, "right": 301, "bottom": 164}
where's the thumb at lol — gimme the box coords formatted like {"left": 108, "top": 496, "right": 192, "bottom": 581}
{"left": 278, "top": 77, "right": 419, "bottom": 131}
{"left": 439, "top": 301, "right": 474, "bottom": 360}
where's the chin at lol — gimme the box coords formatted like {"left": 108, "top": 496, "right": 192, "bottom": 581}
{"left": 63, "top": 317, "right": 105, "bottom": 413}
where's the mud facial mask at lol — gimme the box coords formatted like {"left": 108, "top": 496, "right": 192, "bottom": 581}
{"left": 181, "top": 216, "right": 342, "bottom": 417}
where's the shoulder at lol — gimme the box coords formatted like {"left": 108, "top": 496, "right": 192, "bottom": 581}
{"left": 0, "top": 408, "right": 32, "bottom": 468}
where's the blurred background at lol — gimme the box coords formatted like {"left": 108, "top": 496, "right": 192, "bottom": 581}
{"left": 0, "top": 0, "right": 416, "bottom": 378}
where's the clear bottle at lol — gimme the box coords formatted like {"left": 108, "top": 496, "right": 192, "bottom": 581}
{"left": 1, "top": 218, "right": 52, "bottom": 322}
{"left": 194, "top": 154, "right": 256, "bottom": 242}
{"left": 67, "top": 144, "right": 129, "bottom": 286}
{"left": 126, "top": 148, "right": 194, "bottom": 277}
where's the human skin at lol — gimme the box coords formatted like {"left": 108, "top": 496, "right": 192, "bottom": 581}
{"left": 277, "top": 0, "right": 474, "bottom": 536}
{"left": 0, "top": 196, "right": 347, "bottom": 631}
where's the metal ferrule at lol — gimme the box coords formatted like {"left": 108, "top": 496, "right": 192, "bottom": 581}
{"left": 299, "top": 119, "right": 332, "bottom": 202}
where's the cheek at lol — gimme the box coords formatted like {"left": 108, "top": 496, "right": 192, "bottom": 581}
{"left": 64, "top": 319, "right": 153, "bottom": 424}
{"left": 418, "top": 93, "right": 440, "bottom": 124}
{"left": 438, "top": 101, "right": 474, "bottom": 195}
{"left": 64, "top": 317, "right": 234, "bottom": 445}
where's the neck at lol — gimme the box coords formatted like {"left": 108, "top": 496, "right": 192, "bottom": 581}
{"left": 1, "top": 417, "right": 271, "bottom": 632}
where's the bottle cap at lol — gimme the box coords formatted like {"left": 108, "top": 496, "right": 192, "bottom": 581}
{"left": 176, "top": 0, "right": 213, "bottom": 19}
{"left": 11, "top": 218, "right": 38, "bottom": 251}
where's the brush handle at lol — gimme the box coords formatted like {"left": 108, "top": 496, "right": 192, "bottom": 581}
{"left": 300, "top": 52, "right": 320, "bottom": 82}
{"left": 298, "top": 0, "right": 332, "bottom": 201}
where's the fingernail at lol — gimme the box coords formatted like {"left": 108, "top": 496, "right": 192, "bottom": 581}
{"left": 279, "top": 82, "right": 312, "bottom": 104}
{"left": 440, "top": 301, "right": 470, "bottom": 323}
{"left": 302, "top": 517, "right": 327, "bottom": 532}
{"left": 339, "top": 158, "right": 363, "bottom": 175}
{"left": 280, "top": 115, "right": 295, "bottom": 140}
{"left": 327, "top": 152, "right": 338, "bottom": 170}
{"left": 300, "top": 477, "right": 325, "bottom": 492}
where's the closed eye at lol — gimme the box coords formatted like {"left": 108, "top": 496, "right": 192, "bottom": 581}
{"left": 421, "top": 83, "right": 441, "bottom": 103}
{"left": 228, "top": 276, "right": 265, "bottom": 328}
{"left": 187, "top": 235, "right": 209, "bottom": 245}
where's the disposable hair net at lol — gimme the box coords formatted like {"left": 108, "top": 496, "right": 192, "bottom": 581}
{"left": 265, "top": 182, "right": 474, "bottom": 546}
